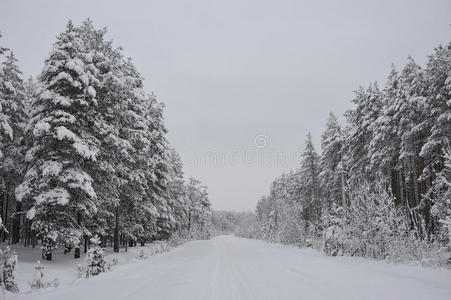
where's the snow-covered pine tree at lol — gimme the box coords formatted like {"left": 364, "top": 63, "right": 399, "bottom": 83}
{"left": 420, "top": 43, "right": 451, "bottom": 237}
{"left": 74, "top": 19, "right": 177, "bottom": 251}
{"left": 299, "top": 132, "right": 321, "bottom": 224}
{"left": 255, "top": 195, "right": 272, "bottom": 239}
{"left": 139, "top": 91, "right": 173, "bottom": 241}
{"left": 85, "top": 235, "right": 106, "bottom": 277}
{"left": 389, "top": 59, "right": 429, "bottom": 235}
{"left": 366, "top": 58, "right": 429, "bottom": 218}
{"left": 0, "top": 50, "right": 28, "bottom": 244}
{"left": 319, "top": 112, "right": 346, "bottom": 208}
{"left": 420, "top": 43, "right": 451, "bottom": 158}
{"left": 321, "top": 202, "right": 345, "bottom": 256}
{"left": 367, "top": 66, "right": 403, "bottom": 205}
{"left": 427, "top": 145, "right": 451, "bottom": 265}
{"left": 72, "top": 20, "right": 130, "bottom": 252}
{"left": 113, "top": 65, "right": 159, "bottom": 247}
{"left": 167, "top": 149, "right": 189, "bottom": 237}
{"left": 186, "top": 178, "right": 212, "bottom": 239}
{"left": 0, "top": 247, "right": 18, "bottom": 293}
{"left": 273, "top": 172, "right": 305, "bottom": 244}
{"left": 266, "top": 174, "right": 285, "bottom": 242}
{"left": 15, "top": 21, "right": 100, "bottom": 260}
{"left": 0, "top": 32, "right": 11, "bottom": 161}
{"left": 344, "top": 83, "right": 383, "bottom": 187}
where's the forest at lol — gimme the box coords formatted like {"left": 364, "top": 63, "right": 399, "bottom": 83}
{"left": 1, "top": 1, "right": 451, "bottom": 297}
{"left": 0, "top": 16, "right": 450, "bottom": 284}
{"left": 238, "top": 44, "right": 451, "bottom": 266}
{"left": 0, "top": 20, "right": 213, "bottom": 262}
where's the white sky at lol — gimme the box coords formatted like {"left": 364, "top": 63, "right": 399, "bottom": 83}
{"left": 1, "top": 0, "right": 450, "bottom": 211}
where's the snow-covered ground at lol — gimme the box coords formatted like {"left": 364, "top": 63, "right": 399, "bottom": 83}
{"left": 9, "top": 235, "right": 451, "bottom": 300}
{"left": 4, "top": 240, "right": 170, "bottom": 297}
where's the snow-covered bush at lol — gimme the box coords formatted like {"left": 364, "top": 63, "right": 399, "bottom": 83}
{"left": 85, "top": 235, "right": 106, "bottom": 277}
{"left": 0, "top": 247, "right": 18, "bottom": 293}
{"left": 137, "top": 248, "right": 148, "bottom": 260}
{"left": 320, "top": 179, "right": 449, "bottom": 266}
{"left": 29, "top": 261, "right": 46, "bottom": 290}
{"left": 77, "top": 263, "right": 84, "bottom": 279}
{"left": 168, "top": 230, "right": 188, "bottom": 247}
{"left": 277, "top": 203, "right": 307, "bottom": 246}
{"left": 341, "top": 181, "right": 409, "bottom": 259}
{"left": 29, "top": 261, "right": 58, "bottom": 291}
{"left": 160, "top": 243, "right": 170, "bottom": 253}
{"left": 152, "top": 243, "right": 170, "bottom": 255}
{"left": 321, "top": 203, "right": 346, "bottom": 256}
{"left": 105, "top": 258, "right": 118, "bottom": 272}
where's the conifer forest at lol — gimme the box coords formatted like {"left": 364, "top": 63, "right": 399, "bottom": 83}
{"left": 0, "top": 1, "right": 450, "bottom": 299}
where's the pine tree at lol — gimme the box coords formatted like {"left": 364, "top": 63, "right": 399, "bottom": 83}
{"left": 321, "top": 202, "right": 345, "bottom": 256}
{"left": 15, "top": 21, "right": 100, "bottom": 260}
{"left": 428, "top": 145, "right": 451, "bottom": 264}
{"left": 299, "top": 133, "right": 320, "bottom": 223}
{"left": 420, "top": 44, "right": 451, "bottom": 237}
{"left": 0, "top": 247, "right": 18, "bottom": 293}
{"left": 141, "top": 93, "right": 173, "bottom": 241}
{"left": 345, "top": 83, "right": 383, "bottom": 187}
{"left": 0, "top": 50, "right": 28, "bottom": 244}
{"left": 319, "top": 112, "right": 346, "bottom": 208}
{"left": 186, "top": 178, "right": 212, "bottom": 239}
{"left": 167, "top": 150, "right": 188, "bottom": 236}
{"left": 420, "top": 43, "right": 451, "bottom": 158}
{"left": 0, "top": 32, "right": 12, "bottom": 161}
{"left": 0, "top": 51, "right": 27, "bottom": 162}
{"left": 85, "top": 235, "right": 106, "bottom": 277}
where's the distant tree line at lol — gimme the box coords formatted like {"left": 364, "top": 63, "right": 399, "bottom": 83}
{"left": 211, "top": 210, "right": 255, "bottom": 235}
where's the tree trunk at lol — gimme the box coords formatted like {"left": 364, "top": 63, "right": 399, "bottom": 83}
{"left": 0, "top": 178, "right": 5, "bottom": 243}
{"left": 45, "top": 251, "right": 52, "bottom": 261}
{"left": 74, "top": 212, "right": 82, "bottom": 259}
{"left": 399, "top": 166, "right": 405, "bottom": 209}
{"left": 12, "top": 201, "right": 21, "bottom": 244}
{"left": 340, "top": 172, "right": 346, "bottom": 207}
{"left": 2, "top": 193, "right": 9, "bottom": 243}
{"left": 74, "top": 246, "right": 80, "bottom": 259}
{"left": 84, "top": 235, "right": 88, "bottom": 253}
{"left": 113, "top": 206, "right": 120, "bottom": 252}
{"left": 32, "top": 231, "right": 36, "bottom": 248}
{"left": 24, "top": 218, "right": 28, "bottom": 247}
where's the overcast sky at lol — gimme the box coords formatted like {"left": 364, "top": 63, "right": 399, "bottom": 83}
{"left": 1, "top": 0, "right": 450, "bottom": 211}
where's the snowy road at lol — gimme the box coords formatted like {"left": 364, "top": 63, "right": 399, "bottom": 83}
{"left": 16, "top": 235, "right": 451, "bottom": 300}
